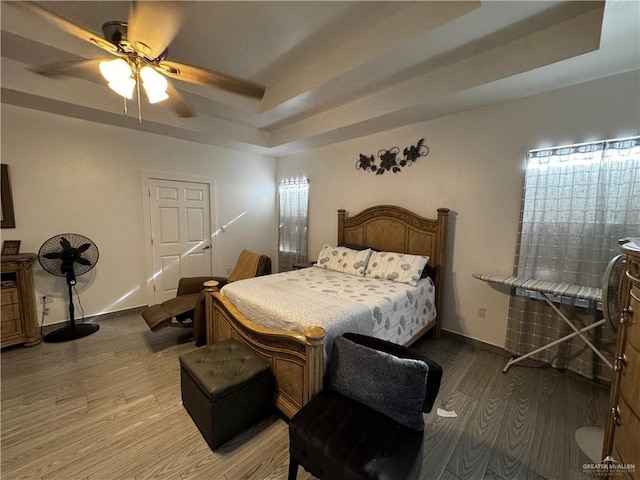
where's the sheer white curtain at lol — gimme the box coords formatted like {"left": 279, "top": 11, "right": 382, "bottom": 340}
{"left": 278, "top": 179, "right": 309, "bottom": 272}
{"left": 517, "top": 137, "right": 640, "bottom": 287}
{"left": 507, "top": 137, "right": 640, "bottom": 379}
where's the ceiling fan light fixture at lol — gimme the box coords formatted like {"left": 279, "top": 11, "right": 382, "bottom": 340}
{"left": 107, "top": 77, "right": 135, "bottom": 99}
{"left": 99, "top": 58, "right": 135, "bottom": 99}
{"left": 99, "top": 58, "right": 132, "bottom": 83}
{"left": 140, "top": 66, "right": 169, "bottom": 104}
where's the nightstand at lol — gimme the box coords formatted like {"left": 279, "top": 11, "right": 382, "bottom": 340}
{"left": 292, "top": 261, "right": 315, "bottom": 270}
{"left": 1, "top": 253, "right": 41, "bottom": 347}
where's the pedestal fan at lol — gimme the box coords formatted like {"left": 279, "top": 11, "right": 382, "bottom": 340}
{"left": 575, "top": 254, "right": 626, "bottom": 463}
{"left": 38, "top": 233, "right": 100, "bottom": 343}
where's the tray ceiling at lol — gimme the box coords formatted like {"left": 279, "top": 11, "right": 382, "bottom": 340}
{"left": 2, "top": 1, "right": 639, "bottom": 156}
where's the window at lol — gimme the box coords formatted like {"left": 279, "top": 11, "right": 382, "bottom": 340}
{"left": 278, "top": 179, "right": 309, "bottom": 271}
{"left": 507, "top": 136, "right": 639, "bottom": 380}
{"left": 517, "top": 136, "right": 640, "bottom": 289}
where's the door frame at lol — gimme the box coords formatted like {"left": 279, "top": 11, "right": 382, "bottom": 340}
{"left": 140, "top": 171, "right": 217, "bottom": 306}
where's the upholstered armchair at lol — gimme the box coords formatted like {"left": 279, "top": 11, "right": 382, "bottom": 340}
{"left": 288, "top": 332, "right": 443, "bottom": 480}
{"left": 141, "top": 250, "right": 271, "bottom": 345}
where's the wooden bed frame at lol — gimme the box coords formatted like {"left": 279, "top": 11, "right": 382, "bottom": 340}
{"left": 205, "top": 205, "right": 449, "bottom": 418}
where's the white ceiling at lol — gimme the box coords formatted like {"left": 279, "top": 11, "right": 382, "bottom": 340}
{"left": 2, "top": 1, "right": 639, "bottom": 156}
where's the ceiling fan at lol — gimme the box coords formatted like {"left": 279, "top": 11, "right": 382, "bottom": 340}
{"left": 11, "top": 1, "right": 266, "bottom": 122}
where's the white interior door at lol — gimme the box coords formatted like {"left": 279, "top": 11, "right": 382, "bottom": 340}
{"left": 148, "top": 178, "right": 213, "bottom": 304}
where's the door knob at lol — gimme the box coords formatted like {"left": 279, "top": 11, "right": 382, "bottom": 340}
{"left": 202, "top": 245, "right": 211, "bottom": 250}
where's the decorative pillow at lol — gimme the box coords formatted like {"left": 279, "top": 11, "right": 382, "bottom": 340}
{"left": 365, "top": 251, "right": 429, "bottom": 286}
{"left": 328, "top": 335, "right": 428, "bottom": 431}
{"left": 315, "top": 245, "right": 372, "bottom": 276}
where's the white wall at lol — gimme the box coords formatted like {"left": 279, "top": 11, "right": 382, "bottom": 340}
{"left": 277, "top": 71, "right": 640, "bottom": 347}
{"left": 1, "top": 106, "right": 277, "bottom": 325}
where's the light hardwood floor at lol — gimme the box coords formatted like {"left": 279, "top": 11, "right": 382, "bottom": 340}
{"left": 1, "top": 313, "right": 609, "bottom": 480}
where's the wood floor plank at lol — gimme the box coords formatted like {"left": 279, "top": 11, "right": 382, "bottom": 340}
{"left": 47, "top": 399, "right": 173, "bottom": 476}
{"left": 456, "top": 349, "right": 506, "bottom": 400}
{"left": 486, "top": 368, "right": 543, "bottom": 480}
{"left": 1, "top": 313, "right": 610, "bottom": 480}
{"left": 265, "top": 460, "right": 316, "bottom": 480}
{"left": 70, "top": 405, "right": 193, "bottom": 480}
{"left": 483, "top": 470, "right": 507, "bottom": 480}
{"left": 444, "top": 360, "right": 514, "bottom": 479}
{"left": 527, "top": 368, "right": 571, "bottom": 479}
{"left": 418, "top": 341, "right": 477, "bottom": 410}
{"left": 128, "top": 430, "right": 207, "bottom": 480}
{"left": 440, "top": 470, "right": 463, "bottom": 480}
{"left": 220, "top": 419, "right": 289, "bottom": 480}
{"left": 526, "top": 466, "right": 550, "bottom": 480}
{"left": 1, "top": 398, "right": 90, "bottom": 448}
{"left": 1, "top": 394, "right": 163, "bottom": 478}
{"left": 421, "top": 389, "right": 479, "bottom": 479}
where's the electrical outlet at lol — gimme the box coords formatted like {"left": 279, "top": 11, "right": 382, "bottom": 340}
{"left": 476, "top": 306, "right": 487, "bottom": 318}
{"left": 226, "top": 267, "right": 232, "bottom": 274}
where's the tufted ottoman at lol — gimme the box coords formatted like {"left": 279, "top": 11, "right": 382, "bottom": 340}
{"left": 179, "top": 339, "right": 272, "bottom": 450}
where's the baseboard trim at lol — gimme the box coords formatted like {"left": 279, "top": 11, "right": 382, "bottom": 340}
{"left": 42, "top": 306, "right": 146, "bottom": 333}
{"left": 441, "top": 329, "right": 512, "bottom": 358}
{"left": 88, "top": 306, "right": 147, "bottom": 322}
{"left": 441, "top": 329, "right": 611, "bottom": 387}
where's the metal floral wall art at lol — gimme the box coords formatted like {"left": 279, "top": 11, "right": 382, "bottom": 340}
{"left": 355, "top": 138, "right": 429, "bottom": 175}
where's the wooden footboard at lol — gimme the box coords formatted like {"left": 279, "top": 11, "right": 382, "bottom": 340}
{"left": 204, "top": 282, "right": 326, "bottom": 419}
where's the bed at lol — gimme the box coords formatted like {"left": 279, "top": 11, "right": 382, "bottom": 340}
{"left": 204, "top": 205, "right": 449, "bottom": 418}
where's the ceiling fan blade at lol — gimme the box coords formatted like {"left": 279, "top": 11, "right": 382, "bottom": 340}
{"left": 128, "top": 1, "right": 185, "bottom": 60}
{"left": 158, "top": 61, "right": 265, "bottom": 99}
{"left": 10, "top": 2, "right": 119, "bottom": 55}
{"left": 43, "top": 252, "right": 62, "bottom": 260}
{"left": 164, "top": 82, "right": 196, "bottom": 118}
{"left": 31, "top": 58, "right": 108, "bottom": 83}
{"left": 76, "top": 257, "right": 92, "bottom": 266}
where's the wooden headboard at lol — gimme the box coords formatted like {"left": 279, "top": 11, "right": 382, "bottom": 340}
{"left": 337, "top": 205, "right": 450, "bottom": 336}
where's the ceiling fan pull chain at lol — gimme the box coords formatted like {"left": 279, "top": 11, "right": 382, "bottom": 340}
{"left": 136, "top": 69, "right": 142, "bottom": 124}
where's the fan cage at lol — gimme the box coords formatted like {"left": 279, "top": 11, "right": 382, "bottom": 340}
{"left": 602, "top": 254, "right": 625, "bottom": 332}
{"left": 38, "top": 233, "right": 99, "bottom": 278}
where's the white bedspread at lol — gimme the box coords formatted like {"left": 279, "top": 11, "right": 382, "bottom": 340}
{"left": 220, "top": 266, "right": 436, "bottom": 357}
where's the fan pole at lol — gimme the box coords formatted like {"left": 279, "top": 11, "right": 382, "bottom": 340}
{"left": 43, "top": 275, "right": 100, "bottom": 343}
{"left": 67, "top": 280, "right": 76, "bottom": 328}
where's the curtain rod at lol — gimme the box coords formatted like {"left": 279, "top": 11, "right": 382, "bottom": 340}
{"left": 279, "top": 178, "right": 309, "bottom": 185}
{"left": 528, "top": 135, "right": 639, "bottom": 154}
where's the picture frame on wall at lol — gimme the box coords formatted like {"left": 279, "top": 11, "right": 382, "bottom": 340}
{"left": 1, "top": 240, "right": 21, "bottom": 256}
{"left": 1, "top": 164, "right": 16, "bottom": 229}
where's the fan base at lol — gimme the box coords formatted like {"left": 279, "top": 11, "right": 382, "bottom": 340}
{"left": 44, "top": 323, "right": 100, "bottom": 343}
{"left": 575, "top": 426, "right": 604, "bottom": 463}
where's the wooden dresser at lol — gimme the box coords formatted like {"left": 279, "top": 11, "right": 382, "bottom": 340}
{"left": 1, "top": 253, "right": 41, "bottom": 347}
{"left": 602, "top": 239, "right": 639, "bottom": 478}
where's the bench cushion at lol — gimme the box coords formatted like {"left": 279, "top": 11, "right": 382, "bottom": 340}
{"left": 179, "top": 339, "right": 271, "bottom": 401}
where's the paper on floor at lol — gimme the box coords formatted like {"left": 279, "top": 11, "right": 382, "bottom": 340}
{"left": 436, "top": 408, "right": 458, "bottom": 418}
